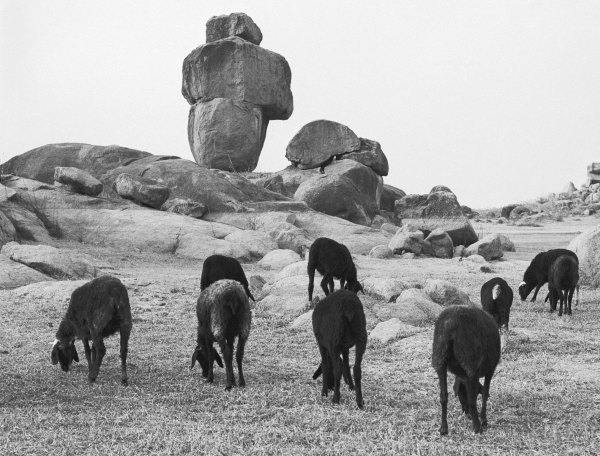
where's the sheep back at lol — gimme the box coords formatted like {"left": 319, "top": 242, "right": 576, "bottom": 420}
{"left": 200, "top": 254, "right": 254, "bottom": 300}
{"left": 308, "top": 237, "right": 358, "bottom": 282}
{"left": 312, "top": 290, "right": 367, "bottom": 350}
{"left": 549, "top": 255, "right": 579, "bottom": 290}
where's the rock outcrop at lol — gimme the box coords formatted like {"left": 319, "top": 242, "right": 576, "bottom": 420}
{"left": 113, "top": 173, "right": 170, "bottom": 209}
{"left": 380, "top": 184, "right": 406, "bottom": 212}
{"left": 54, "top": 166, "right": 103, "bottom": 197}
{"left": 182, "top": 15, "right": 293, "bottom": 172}
{"left": 394, "top": 187, "right": 477, "bottom": 247}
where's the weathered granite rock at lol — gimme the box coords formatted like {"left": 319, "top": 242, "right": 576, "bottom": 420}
{"left": 423, "top": 279, "right": 472, "bottom": 307}
{"left": 182, "top": 36, "right": 293, "bottom": 120}
{"left": 0, "top": 198, "right": 53, "bottom": 243}
{"left": 465, "top": 234, "right": 503, "bottom": 261}
{"left": 161, "top": 198, "right": 207, "bottom": 218}
{"left": 290, "top": 310, "right": 313, "bottom": 330}
{"left": 206, "top": 12, "right": 263, "bottom": 45}
{"left": 294, "top": 160, "right": 382, "bottom": 226}
{"left": 268, "top": 222, "right": 313, "bottom": 254}
{"left": 501, "top": 204, "right": 518, "bottom": 219}
{"left": 424, "top": 229, "right": 453, "bottom": 259}
{"left": 257, "top": 249, "right": 301, "bottom": 270}
{"left": 54, "top": 166, "right": 103, "bottom": 196}
{"left": 369, "top": 318, "right": 423, "bottom": 344}
{"left": 285, "top": 120, "right": 360, "bottom": 169}
{"left": 388, "top": 226, "right": 425, "bottom": 255}
{"left": 1, "top": 242, "right": 100, "bottom": 279}
{"left": 188, "top": 98, "right": 268, "bottom": 172}
{"left": 0, "top": 210, "right": 16, "bottom": 247}
{"left": 113, "top": 173, "right": 170, "bottom": 209}
{"left": 369, "top": 245, "right": 393, "bottom": 259}
{"left": 341, "top": 138, "right": 389, "bottom": 176}
{"left": 259, "top": 275, "right": 309, "bottom": 315}
{"left": 363, "top": 277, "right": 408, "bottom": 302}
{"left": 0, "top": 255, "right": 53, "bottom": 289}
{"left": 567, "top": 224, "right": 600, "bottom": 286}
{"left": 380, "top": 184, "right": 406, "bottom": 212}
{"left": 394, "top": 190, "right": 477, "bottom": 246}
{"left": 497, "top": 233, "right": 515, "bottom": 252}
{"left": 224, "top": 230, "right": 278, "bottom": 259}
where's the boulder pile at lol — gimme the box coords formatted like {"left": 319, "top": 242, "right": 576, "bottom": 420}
{"left": 182, "top": 13, "right": 293, "bottom": 172}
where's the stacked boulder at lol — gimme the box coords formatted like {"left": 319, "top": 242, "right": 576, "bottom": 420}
{"left": 182, "top": 13, "right": 293, "bottom": 172}
{"left": 282, "top": 119, "right": 389, "bottom": 226}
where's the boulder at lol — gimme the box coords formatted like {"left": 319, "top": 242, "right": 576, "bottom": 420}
{"left": 388, "top": 226, "right": 425, "bottom": 255}
{"left": 161, "top": 198, "right": 206, "bottom": 218}
{"left": 275, "top": 260, "right": 308, "bottom": 281}
{"left": 182, "top": 36, "right": 293, "bottom": 120}
{"left": 294, "top": 160, "right": 382, "bottom": 226}
{"left": 394, "top": 289, "right": 443, "bottom": 325}
{"left": 113, "top": 173, "right": 170, "bottom": 209}
{"left": 430, "top": 185, "right": 453, "bottom": 193}
{"left": 341, "top": 138, "right": 389, "bottom": 176}
{"left": 363, "top": 277, "right": 408, "bottom": 302}
{"left": 501, "top": 204, "right": 518, "bottom": 219}
{"left": 259, "top": 275, "right": 309, "bottom": 315}
{"left": 0, "top": 210, "right": 16, "bottom": 247}
{"left": 465, "top": 234, "right": 503, "bottom": 261}
{"left": 394, "top": 190, "right": 477, "bottom": 246}
{"left": 205, "top": 12, "right": 263, "bottom": 45}
{"left": 0, "top": 198, "right": 53, "bottom": 243}
{"left": 0, "top": 143, "right": 151, "bottom": 184}
{"left": 370, "top": 215, "right": 388, "bottom": 229}
{"left": 509, "top": 205, "right": 532, "bottom": 220}
{"left": 497, "top": 233, "right": 515, "bottom": 252}
{"left": 248, "top": 275, "right": 267, "bottom": 301}
{"left": 290, "top": 310, "right": 313, "bottom": 330}
{"left": 567, "top": 225, "right": 600, "bottom": 287}
{"left": 285, "top": 120, "right": 360, "bottom": 169}
{"left": 54, "top": 166, "right": 103, "bottom": 196}
{"left": 187, "top": 98, "right": 267, "bottom": 172}
{"left": 380, "top": 184, "right": 406, "bottom": 212}
{"left": 268, "top": 222, "right": 313, "bottom": 254}
{"left": 424, "top": 229, "right": 453, "bottom": 259}
{"left": 1, "top": 242, "right": 101, "bottom": 279}
{"left": 257, "top": 249, "right": 301, "bottom": 270}
{"left": 0, "top": 254, "right": 53, "bottom": 289}
{"left": 380, "top": 223, "right": 398, "bottom": 235}
{"left": 423, "top": 279, "right": 472, "bottom": 307}
{"left": 224, "top": 230, "right": 278, "bottom": 259}
{"left": 369, "top": 318, "right": 423, "bottom": 345}
{"left": 369, "top": 245, "right": 393, "bottom": 259}
{"left": 560, "top": 182, "right": 576, "bottom": 197}
{"left": 462, "top": 254, "right": 487, "bottom": 264}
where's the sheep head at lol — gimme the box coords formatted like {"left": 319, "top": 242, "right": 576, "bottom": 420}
{"left": 344, "top": 280, "right": 364, "bottom": 295}
{"left": 51, "top": 339, "right": 79, "bottom": 372}
{"left": 190, "top": 345, "right": 223, "bottom": 377}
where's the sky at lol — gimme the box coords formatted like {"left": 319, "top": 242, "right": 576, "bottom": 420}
{"left": 2, "top": 0, "right": 600, "bottom": 208}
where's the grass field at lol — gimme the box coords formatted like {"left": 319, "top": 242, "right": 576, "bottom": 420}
{"left": 1, "top": 219, "right": 599, "bottom": 455}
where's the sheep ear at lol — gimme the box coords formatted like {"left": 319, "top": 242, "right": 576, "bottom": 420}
{"left": 72, "top": 345, "right": 79, "bottom": 363}
{"left": 190, "top": 347, "right": 199, "bottom": 370}
{"left": 213, "top": 348, "right": 223, "bottom": 368}
{"left": 51, "top": 346, "right": 59, "bottom": 365}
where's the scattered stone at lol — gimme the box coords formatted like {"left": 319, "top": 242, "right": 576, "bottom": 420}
{"left": 370, "top": 215, "right": 388, "bottom": 229}
{"left": 205, "top": 12, "right": 263, "bottom": 45}
{"left": 274, "top": 260, "right": 307, "bottom": 281}
{"left": 453, "top": 245, "right": 465, "bottom": 258}
{"left": 258, "top": 275, "right": 309, "bottom": 315}
{"left": 423, "top": 279, "right": 472, "bottom": 307}
{"left": 497, "top": 233, "right": 515, "bottom": 252}
{"left": 363, "top": 277, "right": 408, "bottom": 302}
{"left": 462, "top": 254, "right": 487, "bottom": 264}
{"left": 380, "top": 223, "right": 399, "bottom": 235}
{"left": 568, "top": 224, "right": 600, "bottom": 286}
{"left": 285, "top": 120, "right": 360, "bottom": 169}
{"left": 509, "top": 205, "right": 532, "bottom": 220}
{"left": 369, "top": 318, "right": 423, "bottom": 345}
{"left": 257, "top": 249, "right": 301, "bottom": 270}
{"left": 113, "top": 173, "right": 169, "bottom": 209}
{"left": 401, "top": 252, "right": 416, "bottom": 259}
{"left": 369, "top": 245, "right": 393, "bottom": 259}
{"left": 290, "top": 310, "right": 313, "bottom": 330}
{"left": 54, "top": 166, "right": 103, "bottom": 197}
{"left": 380, "top": 184, "right": 406, "bottom": 212}
{"left": 424, "top": 229, "right": 453, "bottom": 259}
{"left": 224, "top": 230, "right": 278, "bottom": 259}
{"left": 501, "top": 204, "right": 518, "bottom": 219}
{"left": 395, "top": 288, "right": 443, "bottom": 325}
{"left": 465, "top": 234, "right": 503, "bottom": 261}
{"left": 161, "top": 198, "right": 207, "bottom": 218}
{"left": 388, "top": 226, "right": 425, "bottom": 255}
{"left": 269, "top": 222, "right": 313, "bottom": 254}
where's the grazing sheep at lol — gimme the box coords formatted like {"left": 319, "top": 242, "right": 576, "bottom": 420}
{"left": 432, "top": 306, "right": 501, "bottom": 435}
{"left": 548, "top": 255, "right": 579, "bottom": 316}
{"left": 51, "top": 276, "right": 132, "bottom": 386}
{"left": 480, "top": 277, "right": 513, "bottom": 351}
{"left": 200, "top": 254, "right": 256, "bottom": 302}
{"left": 307, "top": 237, "right": 364, "bottom": 302}
{"left": 312, "top": 290, "right": 367, "bottom": 409}
{"left": 519, "top": 249, "right": 578, "bottom": 303}
{"left": 191, "top": 279, "right": 251, "bottom": 390}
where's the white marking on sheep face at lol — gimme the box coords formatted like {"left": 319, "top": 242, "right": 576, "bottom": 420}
{"left": 518, "top": 281, "right": 526, "bottom": 288}
{"left": 52, "top": 339, "right": 59, "bottom": 348}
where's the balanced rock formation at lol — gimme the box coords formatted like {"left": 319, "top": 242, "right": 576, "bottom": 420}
{"left": 54, "top": 166, "right": 103, "bottom": 197}
{"left": 113, "top": 173, "right": 170, "bottom": 209}
{"left": 183, "top": 14, "right": 293, "bottom": 172}
{"left": 341, "top": 138, "right": 389, "bottom": 176}
{"left": 394, "top": 187, "right": 477, "bottom": 247}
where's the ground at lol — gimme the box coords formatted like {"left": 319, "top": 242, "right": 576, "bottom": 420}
{"left": 0, "top": 217, "right": 599, "bottom": 455}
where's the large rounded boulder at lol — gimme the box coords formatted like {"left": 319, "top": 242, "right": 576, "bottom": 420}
{"left": 567, "top": 224, "right": 600, "bottom": 286}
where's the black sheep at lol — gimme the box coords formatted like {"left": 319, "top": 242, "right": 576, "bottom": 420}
{"left": 548, "top": 255, "right": 579, "bottom": 316}
{"left": 432, "top": 306, "right": 501, "bottom": 435}
{"left": 51, "top": 276, "right": 132, "bottom": 385}
{"left": 519, "top": 248, "right": 578, "bottom": 303}
{"left": 312, "top": 290, "right": 367, "bottom": 409}
{"left": 200, "top": 254, "right": 255, "bottom": 302}
{"left": 191, "top": 279, "right": 251, "bottom": 390}
{"left": 307, "top": 237, "right": 363, "bottom": 302}
{"left": 480, "top": 277, "right": 513, "bottom": 351}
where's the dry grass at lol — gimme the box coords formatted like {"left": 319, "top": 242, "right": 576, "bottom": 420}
{"left": 1, "top": 221, "right": 600, "bottom": 455}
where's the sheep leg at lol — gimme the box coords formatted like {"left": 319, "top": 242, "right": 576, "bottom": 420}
{"left": 318, "top": 345, "right": 330, "bottom": 397}
{"left": 119, "top": 325, "right": 130, "bottom": 386}
{"left": 236, "top": 336, "right": 246, "bottom": 387}
{"left": 340, "top": 278, "right": 346, "bottom": 290}
{"left": 567, "top": 287, "right": 575, "bottom": 315}
{"left": 331, "top": 350, "right": 343, "bottom": 404}
{"left": 437, "top": 367, "right": 449, "bottom": 435}
{"left": 308, "top": 266, "right": 316, "bottom": 302}
{"left": 480, "top": 374, "right": 492, "bottom": 428}
{"left": 328, "top": 278, "right": 335, "bottom": 294}
{"left": 219, "top": 339, "right": 235, "bottom": 391}
{"left": 353, "top": 342, "right": 365, "bottom": 409}
{"left": 82, "top": 338, "right": 92, "bottom": 369}
{"left": 558, "top": 290, "right": 564, "bottom": 317}
{"left": 531, "top": 284, "right": 542, "bottom": 302}
{"left": 467, "top": 377, "right": 482, "bottom": 434}
{"left": 89, "top": 336, "right": 106, "bottom": 383}
{"left": 342, "top": 349, "right": 354, "bottom": 390}
{"left": 320, "top": 276, "right": 331, "bottom": 296}
{"left": 206, "top": 340, "right": 215, "bottom": 383}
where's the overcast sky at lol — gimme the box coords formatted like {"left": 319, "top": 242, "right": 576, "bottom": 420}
{"left": 2, "top": 1, "right": 600, "bottom": 208}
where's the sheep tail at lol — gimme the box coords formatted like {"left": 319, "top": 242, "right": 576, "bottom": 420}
{"left": 492, "top": 284, "right": 501, "bottom": 301}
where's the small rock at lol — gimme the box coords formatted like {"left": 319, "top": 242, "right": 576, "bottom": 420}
{"left": 368, "top": 245, "right": 393, "bottom": 259}
{"left": 290, "top": 310, "right": 313, "bottom": 330}
{"left": 257, "top": 249, "right": 301, "bottom": 270}
{"left": 369, "top": 318, "right": 423, "bottom": 344}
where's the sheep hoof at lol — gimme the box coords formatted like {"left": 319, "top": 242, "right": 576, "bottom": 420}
{"left": 121, "top": 379, "right": 128, "bottom": 387}
{"left": 473, "top": 424, "right": 482, "bottom": 434}
{"left": 357, "top": 400, "right": 364, "bottom": 409}
{"left": 481, "top": 419, "right": 488, "bottom": 428}
{"left": 439, "top": 426, "right": 448, "bottom": 436}
{"left": 239, "top": 380, "right": 246, "bottom": 387}
{"left": 225, "top": 385, "right": 233, "bottom": 391}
